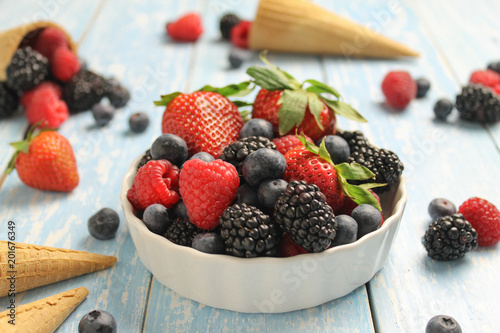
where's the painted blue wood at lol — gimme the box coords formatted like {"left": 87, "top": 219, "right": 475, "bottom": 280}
{"left": 318, "top": 0, "right": 500, "bottom": 331}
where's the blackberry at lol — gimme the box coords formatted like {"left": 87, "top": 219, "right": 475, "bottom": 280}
{"left": 220, "top": 203, "right": 279, "bottom": 258}
{"left": 6, "top": 47, "right": 49, "bottom": 92}
{"left": 62, "top": 70, "right": 109, "bottom": 113}
{"left": 0, "top": 82, "right": 19, "bottom": 118}
{"left": 338, "top": 130, "right": 370, "bottom": 154}
{"left": 137, "top": 149, "right": 152, "bottom": 170}
{"left": 348, "top": 146, "right": 403, "bottom": 193}
{"left": 423, "top": 213, "right": 478, "bottom": 261}
{"left": 164, "top": 217, "right": 204, "bottom": 247}
{"left": 273, "top": 181, "right": 337, "bottom": 253}
{"left": 219, "top": 136, "right": 276, "bottom": 174}
{"left": 219, "top": 13, "right": 241, "bottom": 40}
{"left": 455, "top": 84, "right": 500, "bottom": 123}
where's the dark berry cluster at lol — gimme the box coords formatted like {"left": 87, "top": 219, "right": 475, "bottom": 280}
{"left": 164, "top": 217, "right": 205, "bottom": 247}
{"left": 6, "top": 47, "right": 49, "bottom": 92}
{"left": 62, "top": 70, "right": 109, "bottom": 113}
{"left": 0, "top": 82, "right": 19, "bottom": 118}
{"left": 274, "top": 181, "right": 336, "bottom": 253}
{"left": 219, "top": 136, "right": 276, "bottom": 173}
{"left": 456, "top": 84, "right": 500, "bottom": 123}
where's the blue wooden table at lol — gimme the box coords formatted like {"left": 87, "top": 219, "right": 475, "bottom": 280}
{"left": 1, "top": 0, "right": 499, "bottom": 331}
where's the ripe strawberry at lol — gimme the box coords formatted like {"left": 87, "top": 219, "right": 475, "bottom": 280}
{"left": 159, "top": 91, "right": 243, "bottom": 157}
{"left": 166, "top": 13, "right": 203, "bottom": 42}
{"left": 494, "top": 85, "right": 500, "bottom": 96}
{"left": 127, "top": 160, "right": 180, "bottom": 211}
{"left": 21, "top": 82, "right": 69, "bottom": 128}
{"left": 283, "top": 146, "right": 345, "bottom": 212}
{"left": 33, "top": 27, "right": 69, "bottom": 61}
{"left": 381, "top": 71, "right": 417, "bottom": 109}
{"left": 7, "top": 129, "right": 79, "bottom": 192}
{"left": 278, "top": 233, "right": 309, "bottom": 257}
{"left": 51, "top": 47, "right": 81, "bottom": 82}
{"left": 469, "top": 70, "right": 500, "bottom": 89}
{"left": 272, "top": 134, "right": 313, "bottom": 155}
{"left": 247, "top": 55, "right": 365, "bottom": 142}
{"left": 230, "top": 20, "right": 251, "bottom": 49}
{"left": 458, "top": 197, "right": 500, "bottom": 246}
{"left": 179, "top": 159, "right": 239, "bottom": 230}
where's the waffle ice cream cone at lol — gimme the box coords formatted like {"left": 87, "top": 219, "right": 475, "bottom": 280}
{"left": 0, "top": 286, "right": 88, "bottom": 332}
{"left": 0, "top": 21, "right": 77, "bottom": 80}
{"left": 0, "top": 241, "right": 116, "bottom": 297}
{"left": 248, "top": 0, "right": 418, "bottom": 58}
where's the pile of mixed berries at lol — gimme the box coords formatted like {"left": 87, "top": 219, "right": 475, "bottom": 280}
{"left": 0, "top": 26, "right": 131, "bottom": 128}
{"left": 126, "top": 57, "right": 405, "bottom": 258}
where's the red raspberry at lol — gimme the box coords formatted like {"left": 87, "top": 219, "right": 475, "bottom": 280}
{"left": 278, "top": 233, "right": 309, "bottom": 257}
{"left": 469, "top": 70, "right": 500, "bottom": 89}
{"left": 493, "top": 84, "right": 500, "bottom": 96}
{"left": 127, "top": 160, "right": 180, "bottom": 211}
{"left": 230, "top": 21, "right": 252, "bottom": 49}
{"left": 22, "top": 83, "right": 68, "bottom": 128}
{"left": 166, "top": 13, "right": 203, "bottom": 42}
{"left": 272, "top": 134, "right": 313, "bottom": 155}
{"left": 381, "top": 71, "right": 417, "bottom": 110}
{"left": 458, "top": 197, "right": 500, "bottom": 246}
{"left": 33, "top": 27, "right": 69, "bottom": 61}
{"left": 179, "top": 159, "right": 239, "bottom": 230}
{"left": 51, "top": 47, "right": 81, "bottom": 82}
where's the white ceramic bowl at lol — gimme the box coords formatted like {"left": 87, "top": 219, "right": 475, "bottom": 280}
{"left": 121, "top": 154, "right": 407, "bottom": 313}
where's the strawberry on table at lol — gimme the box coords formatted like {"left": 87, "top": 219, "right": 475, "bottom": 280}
{"left": 4, "top": 126, "right": 79, "bottom": 192}
{"left": 247, "top": 53, "right": 366, "bottom": 141}
{"left": 155, "top": 82, "right": 251, "bottom": 158}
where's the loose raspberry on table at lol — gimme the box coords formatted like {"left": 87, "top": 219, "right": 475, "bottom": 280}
{"left": 458, "top": 197, "right": 500, "bottom": 246}
{"left": 469, "top": 70, "right": 500, "bottom": 89}
{"left": 21, "top": 82, "right": 69, "bottom": 128}
{"left": 127, "top": 160, "right": 180, "bottom": 211}
{"left": 51, "top": 47, "right": 81, "bottom": 82}
{"left": 381, "top": 71, "right": 417, "bottom": 110}
{"left": 166, "top": 13, "right": 203, "bottom": 42}
{"left": 230, "top": 21, "right": 251, "bottom": 49}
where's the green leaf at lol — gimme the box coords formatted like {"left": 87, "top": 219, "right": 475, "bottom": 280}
{"left": 154, "top": 92, "right": 182, "bottom": 107}
{"left": 317, "top": 139, "right": 334, "bottom": 164}
{"left": 334, "top": 162, "right": 375, "bottom": 181}
{"left": 258, "top": 51, "right": 302, "bottom": 90}
{"left": 10, "top": 141, "right": 29, "bottom": 154}
{"left": 304, "top": 79, "right": 341, "bottom": 98}
{"left": 277, "top": 90, "right": 308, "bottom": 135}
{"left": 358, "top": 183, "right": 387, "bottom": 190}
{"left": 339, "top": 178, "right": 382, "bottom": 211}
{"left": 198, "top": 80, "right": 254, "bottom": 97}
{"left": 233, "top": 100, "right": 254, "bottom": 107}
{"left": 321, "top": 98, "right": 367, "bottom": 123}
{"left": 246, "top": 67, "right": 295, "bottom": 91}
{"left": 307, "top": 93, "right": 325, "bottom": 131}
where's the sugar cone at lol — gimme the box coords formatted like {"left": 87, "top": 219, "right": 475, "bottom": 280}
{"left": 0, "top": 241, "right": 116, "bottom": 297}
{"left": 0, "top": 21, "right": 77, "bottom": 80}
{"left": 248, "top": 0, "right": 418, "bottom": 58}
{"left": 0, "top": 286, "right": 88, "bottom": 333}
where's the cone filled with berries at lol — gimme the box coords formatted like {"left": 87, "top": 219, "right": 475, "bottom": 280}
{"left": 0, "top": 21, "right": 77, "bottom": 80}
{"left": 248, "top": 0, "right": 418, "bottom": 58}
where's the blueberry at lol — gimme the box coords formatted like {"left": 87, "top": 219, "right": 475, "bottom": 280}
{"left": 229, "top": 52, "right": 244, "bottom": 69}
{"left": 235, "top": 184, "right": 261, "bottom": 208}
{"left": 428, "top": 198, "right": 456, "bottom": 220}
{"left": 92, "top": 104, "right": 115, "bottom": 127}
{"left": 416, "top": 78, "right": 431, "bottom": 98}
{"left": 88, "top": 208, "right": 120, "bottom": 240}
{"left": 425, "top": 315, "right": 462, "bottom": 333}
{"left": 129, "top": 112, "right": 150, "bottom": 133}
{"left": 239, "top": 119, "right": 274, "bottom": 140}
{"left": 331, "top": 215, "right": 358, "bottom": 246}
{"left": 192, "top": 232, "right": 225, "bottom": 254}
{"left": 258, "top": 179, "right": 288, "bottom": 209}
{"left": 433, "top": 99, "right": 454, "bottom": 120}
{"left": 172, "top": 200, "right": 188, "bottom": 219}
{"left": 321, "top": 135, "right": 350, "bottom": 164}
{"left": 220, "top": 13, "right": 241, "bottom": 40}
{"left": 242, "top": 148, "right": 287, "bottom": 187}
{"left": 351, "top": 204, "right": 381, "bottom": 239}
{"left": 151, "top": 133, "right": 188, "bottom": 167}
{"left": 79, "top": 310, "right": 117, "bottom": 333}
{"left": 143, "top": 204, "right": 171, "bottom": 235}
{"left": 107, "top": 79, "right": 130, "bottom": 108}
{"left": 487, "top": 61, "right": 500, "bottom": 74}
{"left": 189, "top": 152, "right": 214, "bottom": 163}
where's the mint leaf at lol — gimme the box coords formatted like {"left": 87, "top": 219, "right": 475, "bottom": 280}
{"left": 334, "top": 162, "right": 375, "bottom": 181}
{"left": 154, "top": 92, "right": 182, "bottom": 107}
{"left": 305, "top": 79, "right": 341, "bottom": 98}
{"left": 199, "top": 80, "right": 254, "bottom": 97}
{"left": 340, "top": 178, "right": 382, "bottom": 211}
{"left": 307, "top": 93, "right": 325, "bottom": 131}
{"left": 277, "top": 90, "right": 308, "bottom": 135}
{"left": 321, "top": 98, "right": 367, "bottom": 123}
